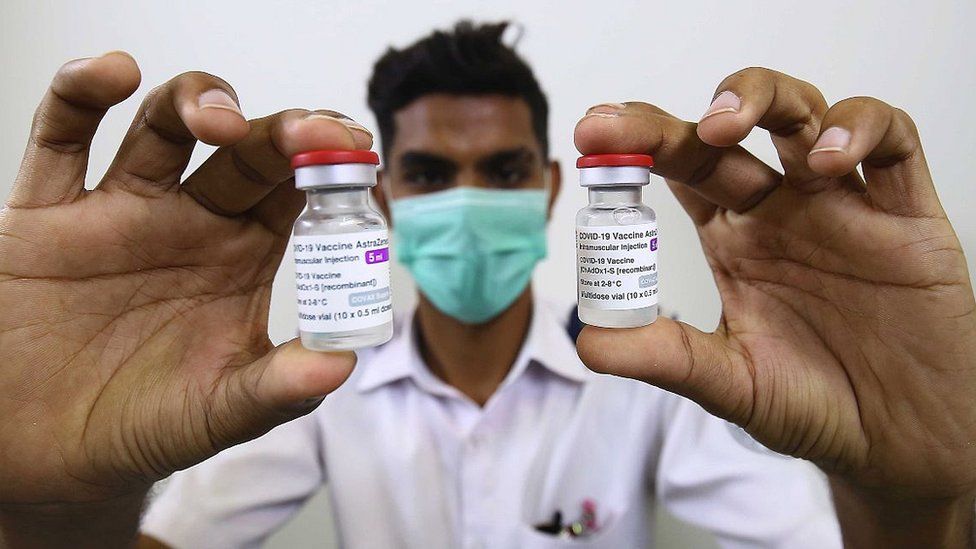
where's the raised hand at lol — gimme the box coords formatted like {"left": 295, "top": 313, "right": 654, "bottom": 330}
{"left": 575, "top": 68, "right": 976, "bottom": 545}
{"left": 0, "top": 52, "right": 370, "bottom": 541}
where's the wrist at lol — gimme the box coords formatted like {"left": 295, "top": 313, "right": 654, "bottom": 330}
{"left": 0, "top": 490, "right": 149, "bottom": 549}
{"left": 829, "top": 477, "right": 975, "bottom": 549}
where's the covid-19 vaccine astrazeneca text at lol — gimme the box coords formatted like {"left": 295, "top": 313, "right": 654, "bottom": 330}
{"left": 576, "top": 154, "right": 659, "bottom": 328}
{"left": 291, "top": 150, "right": 394, "bottom": 351}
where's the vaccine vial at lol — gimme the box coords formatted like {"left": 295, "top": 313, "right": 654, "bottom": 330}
{"left": 576, "top": 154, "right": 659, "bottom": 328}
{"left": 291, "top": 150, "right": 394, "bottom": 351}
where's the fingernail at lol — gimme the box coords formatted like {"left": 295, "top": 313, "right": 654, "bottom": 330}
{"left": 198, "top": 89, "right": 242, "bottom": 115}
{"left": 587, "top": 102, "right": 627, "bottom": 115}
{"left": 809, "top": 127, "right": 851, "bottom": 155}
{"left": 302, "top": 113, "right": 373, "bottom": 139}
{"left": 99, "top": 50, "right": 132, "bottom": 59}
{"left": 289, "top": 395, "right": 326, "bottom": 411}
{"left": 342, "top": 121, "right": 373, "bottom": 139}
{"left": 701, "top": 90, "right": 741, "bottom": 121}
{"left": 65, "top": 57, "right": 95, "bottom": 69}
{"left": 68, "top": 51, "right": 128, "bottom": 71}
{"left": 581, "top": 112, "right": 620, "bottom": 120}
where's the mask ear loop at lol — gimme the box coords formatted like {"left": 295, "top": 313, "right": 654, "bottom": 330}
{"left": 379, "top": 164, "right": 395, "bottom": 203}
{"left": 539, "top": 164, "right": 556, "bottom": 221}
{"left": 378, "top": 165, "right": 401, "bottom": 226}
{"left": 541, "top": 165, "right": 552, "bottom": 200}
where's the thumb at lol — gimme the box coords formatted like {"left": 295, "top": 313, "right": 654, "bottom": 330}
{"left": 211, "top": 339, "right": 356, "bottom": 447}
{"left": 576, "top": 318, "right": 755, "bottom": 425}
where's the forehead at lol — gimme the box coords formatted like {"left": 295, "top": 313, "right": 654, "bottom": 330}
{"left": 389, "top": 94, "right": 540, "bottom": 161}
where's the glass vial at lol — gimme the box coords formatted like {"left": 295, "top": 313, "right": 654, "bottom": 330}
{"left": 575, "top": 154, "right": 659, "bottom": 328}
{"left": 291, "top": 150, "right": 394, "bottom": 351}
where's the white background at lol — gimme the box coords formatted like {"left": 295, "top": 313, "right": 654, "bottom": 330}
{"left": 2, "top": 1, "right": 973, "bottom": 547}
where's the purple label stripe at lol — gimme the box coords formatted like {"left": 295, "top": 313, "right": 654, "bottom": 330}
{"left": 365, "top": 247, "right": 390, "bottom": 264}
{"left": 650, "top": 238, "right": 658, "bottom": 251}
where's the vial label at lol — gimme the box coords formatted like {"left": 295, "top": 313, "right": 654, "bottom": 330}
{"left": 293, "top": 229, "right": 393, "bottom": 333}
{"left": 576, "top": 222, "right": 658, "bottom": 310}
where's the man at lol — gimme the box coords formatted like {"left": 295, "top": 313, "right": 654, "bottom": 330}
{"left": 142, "top": 21, "right": 840, "bottom": 548}
{"left": 1, "top": 21, "right": 974, "bottom": 549}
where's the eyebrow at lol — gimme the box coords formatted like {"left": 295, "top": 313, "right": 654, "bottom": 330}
{"left": 476, "top": 147, "right": 538, "bottom": 172}
{"left": 397, "top": 151, "right": 458, "bottom": 171}
{"left": 396, "top": 147, "right": 538, "bottom": 172}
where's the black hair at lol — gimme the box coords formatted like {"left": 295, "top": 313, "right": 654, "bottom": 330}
{"left": 367, "top": 20, "right": 549, "bottom": 159}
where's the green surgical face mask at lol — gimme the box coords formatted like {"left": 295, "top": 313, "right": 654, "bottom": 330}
{"left": 391, "top": 186, "right": 548, "bottom": 324}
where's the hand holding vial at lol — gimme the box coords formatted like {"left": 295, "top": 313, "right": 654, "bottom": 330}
{"left": 0, "top": 53, "right": 364, "bottom": 543}
{"left": 573, "top": 70, "right": 976, "bottom": 544}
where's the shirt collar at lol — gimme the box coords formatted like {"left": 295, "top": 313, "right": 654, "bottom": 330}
{"left": 355, "top": 297, "right": 590, "bottom": 394}
{"left": 520, "top": 298, "right": 590, "bottom": 384}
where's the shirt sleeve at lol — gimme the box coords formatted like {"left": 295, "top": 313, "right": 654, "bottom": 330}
{"left": 653, "top": 394, "right": 843, "bottom": 548}
{"left": 140, "top": 411, "right": 324, "bottom": 549}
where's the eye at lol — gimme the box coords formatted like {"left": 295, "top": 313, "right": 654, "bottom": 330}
{"left": 404, "top": 169, "right": 451, "bottom": 188}
{"left": 490, "top": 166, "right": 530, "bottom": 187}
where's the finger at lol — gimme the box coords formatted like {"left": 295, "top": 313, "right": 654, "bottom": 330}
{"left": 575, "top": 102, "right": 782, "bottom": 217}
{"left": 9, "top": 51, "right": 141, "bottom": 208}
{"left": 697, "top": 68, "right": 831, "bottom": 187}
{"left": 99, "top": 71, "right": 250, "bottom": 194}
{"left": 805, "top": 98, "right": 941, "bottom": 217}
{"left": 304, "top": 110, "right": 374, "bottom": 150}
{"left": 576, "top": 318, "right": 755, "bottom": 426}
{"left": 214, "top": 339, "right": 355, "bottom": 447}
{"left": 248, "top": 179, "right": 308, "bottom": 237}
{"left": 181, "top": 110, "right": 372, "bottom": 218}
{"left": 665, "top": 178, "right": 716, "bottom": 226}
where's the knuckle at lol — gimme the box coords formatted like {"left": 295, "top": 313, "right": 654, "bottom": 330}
{"left": 792, "top": 77, "right": 828, "bottom": 110}
{"left": 624, "top": 100, "right": 654, "bottom": 109}
{"left": 684, "top": 150, "right": 722, "bottom": 189}
{"left": 176, "top": 69, "right": 216, "bottom": 82}
{"left": 833, "top": 95, "right": 887, "bottom": 113}
{"left": 230, "top": 147, "right": 278, "bottom": 188}
{"left": 142, "top": 82, "right": 167, "bottom": 104}
{"left": 764, "top": 85, "right": 826, "bottom": 135}
{"left": 30, "top": 132, "right": 87, "bottom": 154}
{"left": 721, "top": 66, "right": 775, "bottom": 87}
{"left": 29, "top": 109, "right": 87, "bottom": 153}
{"left": 626, "top": 101, "right": 670, "bottom": 118}
{"left": 137, "top": 87, "right": 196, "bottom": 145}
{"left": 885, "top": 109, "right": 923, "bottom": 161}
{"left": 891, "top": 107, "right": 920, "bottom": 136}
{"left": 734, "top": 66, "right": 772, "bottom": 79}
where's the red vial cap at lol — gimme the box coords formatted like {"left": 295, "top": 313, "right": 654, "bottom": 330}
{"left": 291, "top": 150, "right": 380, "bottom": 169}
{"left": 576, "top": 154, "right": 654, "bottom": 169}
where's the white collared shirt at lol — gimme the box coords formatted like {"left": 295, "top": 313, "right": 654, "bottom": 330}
{"left": 142, "top": 299, "right": 842, "bottom": 548}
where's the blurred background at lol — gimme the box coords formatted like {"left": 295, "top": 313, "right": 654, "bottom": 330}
{"left": 2, "top": 1, "right": 973, "bottom": 547}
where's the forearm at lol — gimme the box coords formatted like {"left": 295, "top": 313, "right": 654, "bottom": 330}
{"left": 0, "top": 490, "right": 149, "bottom": 549}
{"left": 830, "top": 478, "right": 974, "bottom": 548}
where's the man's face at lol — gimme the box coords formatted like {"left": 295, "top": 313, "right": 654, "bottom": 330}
{"left": 379, "top": 94, "right": 556, "bottom": 201}
{"left": 374, "top": 93, "right": 558, "bottom": 323}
